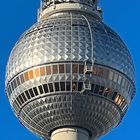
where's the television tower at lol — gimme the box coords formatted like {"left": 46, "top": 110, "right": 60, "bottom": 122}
{"left": 6, "top": 0, "right": 135, "bottom": 140}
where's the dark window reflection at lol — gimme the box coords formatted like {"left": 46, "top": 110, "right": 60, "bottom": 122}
{"left": 112, "top": 92, "right": 117, "bottom": 100}
{"left": 21, "top": 93, "right": 27, "bottom": 102}
{"left": 79, "top": 65, "right": 84, "bottom": 73}
{"left": 59, "top": 64, "right": 64, "bottom": 73}
{"left": 19, "top": 95, "right": 24, "bottom": 104}
{"left": 43, "top": 84, "right": 49, "bottom": 93}
{"left": 49, "top": 83, "right": 54, "bottom": 92}
{"left": 25, "top": 91, "right": 31, "bottom": 99}
{"left": 55, "top": 83, "right": 60, "bottom": 91}
{"left": 20, "top": 74, "right": 25, "bottom": 84}
{"left": 66, "top": 82, "right": 71, "bottom": 91}
{"left": 72, "top": 64, "right": 78, "bottom": 73}
{"left": 38, "top": 85, "right": 44, "bottom": 94}
{"left": 66, "top": 64, "right": 71, "bottom": 73}
{"left": 99, "top": 86, "right": 104, "bottom": 95}
{"left": 33, "top": 87, "right": 39, "bottom": 96}
{"left": 94, "top": 85, "right": 100, "bottom": 94}
{"left": 72, "top": 82, "right": 77, "bottom": 91}
{"left": 16, "top": 76, "right": 20, "bottom": 86}
{"left": 29, "top": 89, "right": 34, "bottom": 97}
{"left": 60, "top": 82, "right": 65, "bottom": 91}
{"left": 78, "top": 82, "right": 83, "bottom": 91}
{"left": 17, "top": 97, "right": 22, "bottom": 106}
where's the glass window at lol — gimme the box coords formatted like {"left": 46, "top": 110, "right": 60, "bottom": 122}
{"left": 104, "top": 88, "right": 112, "bottom": 98}
{"left": 40, "top": 67, "right": 45, "bottom": 76}
{"left": 93, "top": 66, "right": 97, "bottom": 75}
{"left": 94, "top": 85, "right": 100, "bottom": 94}
{"left": 33, "top": 87, "right": 39, "bottom": 96}
{"left": 16, "top": 76, "right": 20, "bottom": 86}
{"left": 35, "top": 68, "right": 40, "bottom": 77}
{"left": 7, "top": 87, "right": 10, "bottom": 96}
{"left": 38, "top": 85, "right": 44, "bottom": 94}
{"left": 20, "top": 74, "right": 25, "bottom": 84}
{"left": 118, "top": 96, "right": 123, "bottom": 105}
{"left": 14, "top": 100, "right": 20, "bottom": 107}
{"left": 13, "top": 79, "right": 17, "bottom": 89}
{"left": 118, "top": 75, "right": 122, "bottom": 85}
{"left": 97, "top": 67, "right": 103, "bottom": 77}
{"left": 18, "top": 95, "right": 24, "bottom": 104}
{"left": 113, "top": 73, "right": 118, "bottom": 83}
{"left": 124, "top": 80, "right": 128, "bottom": 90}
{"left": 66, "top": 82, "right": 71, "bottom": 91}
{"left": 99, "top": 86, "right": 105, "bottom": 95}
{"left": 25, "top": 90, "right": 31, "bottom": 99}
{"left": 11, "top": 81, "right": 15, "bottom": 91}
{"left": 29, "top": 89, "right": 34, "bottom": 97}
{"left": 46, "top": 66, "right": 51, "bottom": 75}
{"left": 91, "top": 84, "right": 95, "bottom": 92}
{"left": 29, "top": 70, "right": 34, "bottom": 79}
{"left": 72, "top": 64, "right": 78, "bottom": 73}
{"left": 53, "top": 65, "right": 58, "bottom": 74}
{"left": 108, "top": 71, "right": 114, "bottom": 81}
{"left": 121, "top": 78, "right": 125, "bottom": 87}
{"left": 48, "top": 83, "right": 54, "bottom": 92}
{"left": 103, "top": 69, "right": 109, "bottom": 79}
{"left": 115, "top": 95, "right": 123, "bottom": 105}
{"left": 24, "top": 71, "right": 29, "bottom": 81}
{"left": 66, "top": 64, "right": 71, "bottom": 73}
{"left": 8, "top": 86, "right": 12, "bottom": 96}
{"left": 78, "top": 82, "right": 83, "bottom": 91}
{"left": 55, "top": 82, "right": 60, "bottom": 91}
{"left": 79, "top": 64, "right": 84, "bottom": 73}
{"left": 16, "top": 97, "right": 22, "bottom": 106}
{"left": 21, "top": 93, "right": 27, "bottom": 102}
{"left": 72, "top": 82, "right": 77, "bottom": 91}
{"left": 112, "top": 92, "right": 117, "bottom": 100}
{"left": 43, "top": 84, "right": 49, "bottom": 93}
{"left": 59, "top": 64, "right": 64, "bottom": 73}
{"left": 60, "top": 82, "right": 65, "bottom": 91}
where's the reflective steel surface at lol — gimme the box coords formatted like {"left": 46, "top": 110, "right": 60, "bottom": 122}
{"left": 5, "top": 0, "right": 135, "bottom": 139}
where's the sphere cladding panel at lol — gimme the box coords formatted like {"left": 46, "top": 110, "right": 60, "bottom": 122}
{"left": 6, "top": 13, "right": 135, "bottom": 83}
{"left": 17, "top": 94, "right": 121, "bottom": 138}
{"left": 6, "top": 12, "right": 135, "bottom": 138}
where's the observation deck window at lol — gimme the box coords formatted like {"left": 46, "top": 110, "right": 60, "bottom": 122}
{"left": 40, "top": 67, "right": 45, "bottom": 76}
{"left": 59, "top": 64, "right": 64, "bottom": 73}
{"left": 46, "top": 66, "right": 51, "bottom": 75}
{"left": 33, "top": 87, "right": 39, "bottom": 96}
{"left": 43, "top": 84, "right": 49, "bottom": 93}
{"left": 55, "top": 82, "right": 60, "bottom": 91}
{"left": 39, "top": 85, "right": 44, "bottom": 94}
{"left": 29, "top": 70, "right": 34, "bottom": 79}
{"left": 53, "top": 65, "right": 58, "bottom": 74}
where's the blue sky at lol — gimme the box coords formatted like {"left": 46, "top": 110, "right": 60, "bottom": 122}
{"left": 0, "top": 0, "right": 139, "bottom": 139}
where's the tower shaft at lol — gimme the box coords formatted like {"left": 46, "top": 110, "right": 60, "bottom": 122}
{"left": 49, "top": 128, "right": 90, "bottom": 140}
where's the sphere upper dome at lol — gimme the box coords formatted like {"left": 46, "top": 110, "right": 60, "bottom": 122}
{"left": 5, "top": 11, "right": 135, "bottom": 139}
{"left": 6, "top": 13, "right": 135, "bottom": 84}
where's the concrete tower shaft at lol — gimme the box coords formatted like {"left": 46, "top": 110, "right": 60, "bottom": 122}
{"left": 50, "top": 128, "right": 90, "bottom": 140}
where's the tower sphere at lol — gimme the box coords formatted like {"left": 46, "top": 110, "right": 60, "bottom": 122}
{"left": 6, "top": 0, "right": 135, "bottom": 139}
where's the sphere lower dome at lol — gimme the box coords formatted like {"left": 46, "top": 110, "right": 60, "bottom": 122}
{"left": 6, "top": 9, "right": 135, "bottom": 139}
